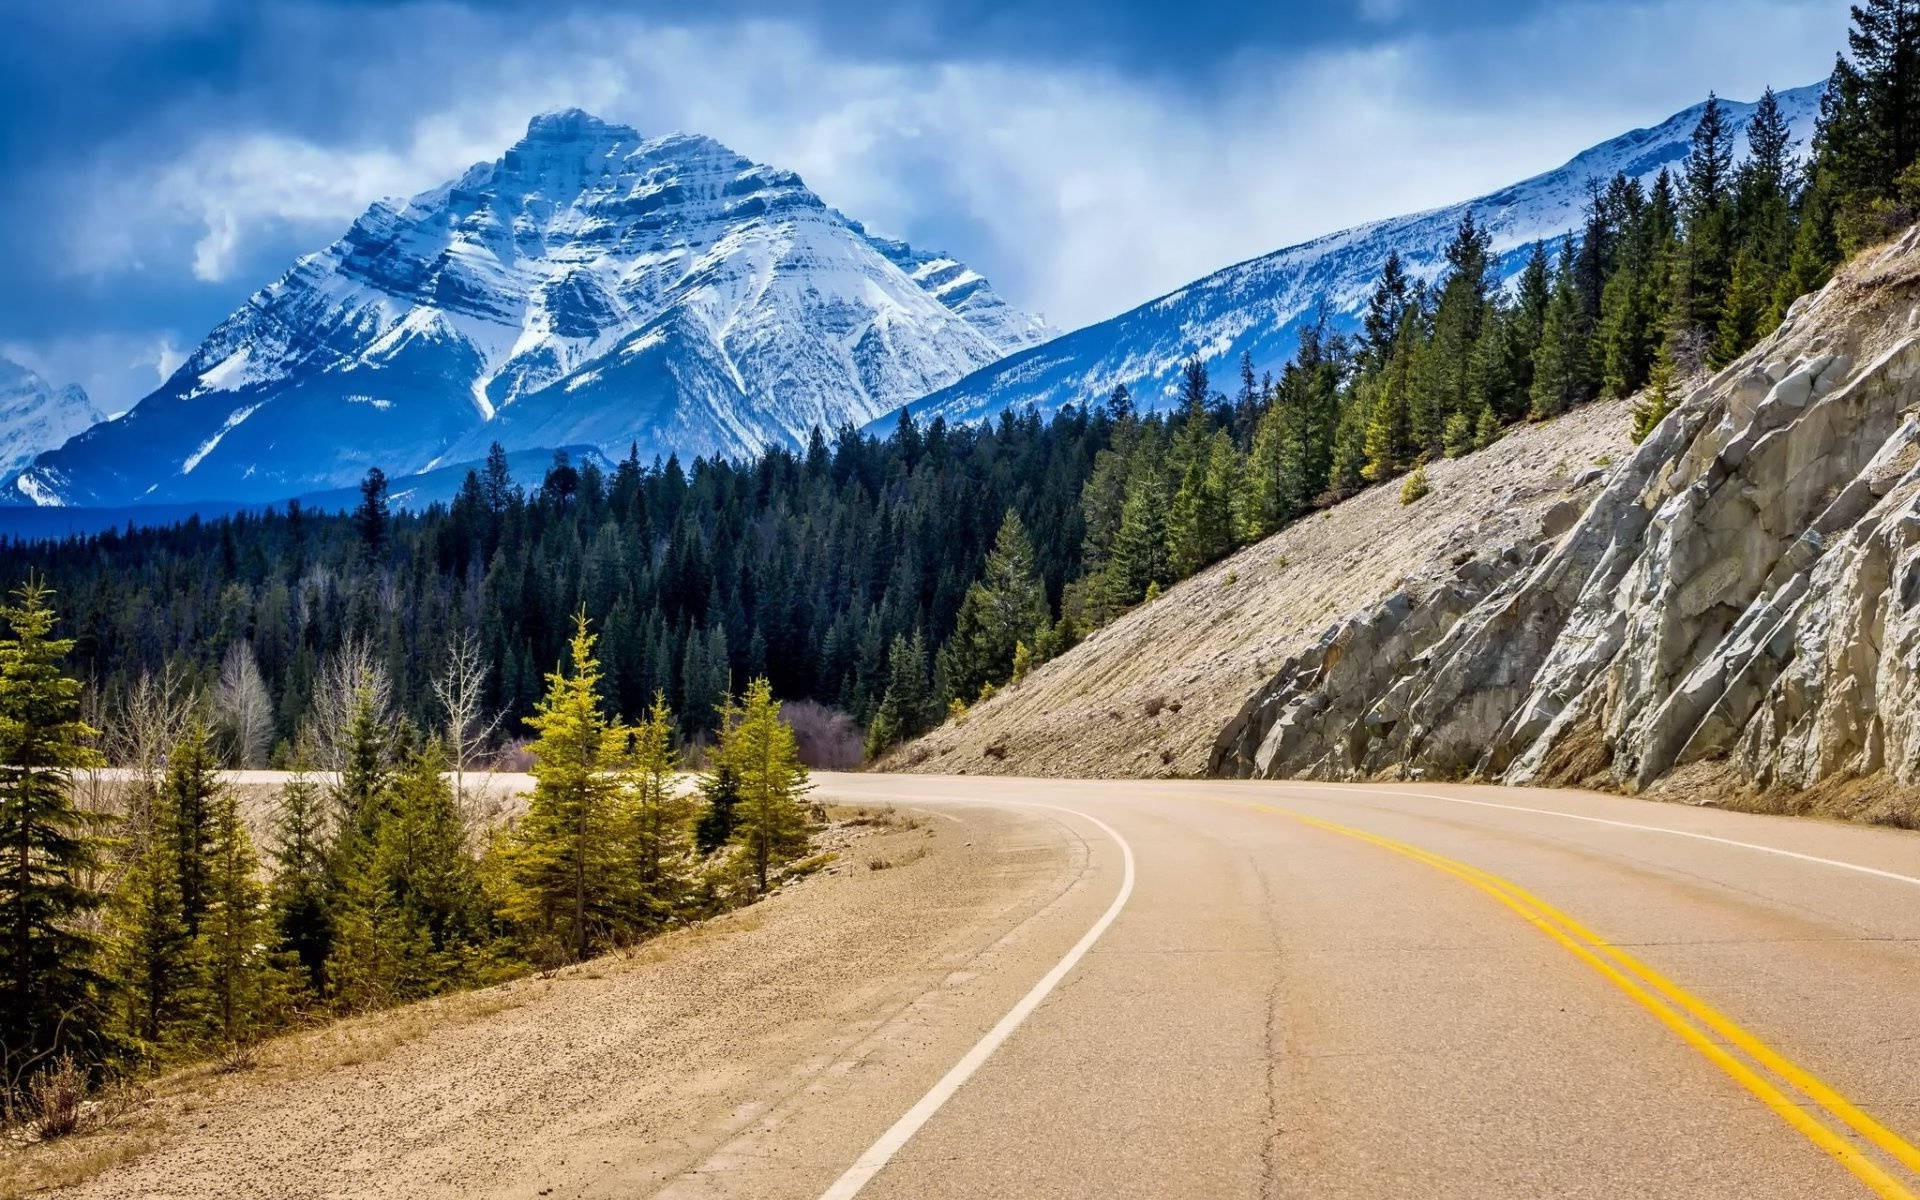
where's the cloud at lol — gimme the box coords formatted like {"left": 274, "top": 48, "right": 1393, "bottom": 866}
{"left": 10, "top": 0, "right": 1853, "bottom": 411}
{"left": 0, "top": 331, "right": 187, "bottom": 413}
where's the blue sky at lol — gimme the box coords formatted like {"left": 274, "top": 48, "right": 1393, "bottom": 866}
{"left": 0, "top": 0, "right": 1851, "bottom": 411}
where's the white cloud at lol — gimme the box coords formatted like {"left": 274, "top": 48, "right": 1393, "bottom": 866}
{"left": 56, "top": 0, "right": 1847, "bottom": 333}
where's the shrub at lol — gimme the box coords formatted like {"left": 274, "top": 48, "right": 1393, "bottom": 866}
{"left": 1400, "top": 464, "right": 1430, "bottom": 505}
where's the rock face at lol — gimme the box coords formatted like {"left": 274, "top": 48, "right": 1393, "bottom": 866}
{"left": 1216, "top": 229, "right": 1920, "bottom": 807}
{"left": 14, "top": 110, "right": 1049, "bottom": 507}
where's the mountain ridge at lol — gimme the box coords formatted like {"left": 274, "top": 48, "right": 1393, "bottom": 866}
{"left": 14, "top": 110, "right": 1050, "bottom": 506}
{"left": 893, "top": 84, "right": 1824, "bottom": 429}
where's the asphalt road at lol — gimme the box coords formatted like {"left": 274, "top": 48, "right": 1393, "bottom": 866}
{"left": 728, "top": 774, "right": 1920, "bottom": 1200}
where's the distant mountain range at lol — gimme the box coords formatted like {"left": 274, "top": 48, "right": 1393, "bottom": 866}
{"left": 7, "top": 86, "right": 1822, "bottom": 514}
{"left": 891, "top": 84, "right": 1823, "bottom": 430}
{"left": 11, "top": 110, "right": 1050, "bottom": 507}
{"left": 0, "top": 358, "right": 103, "bottom": 480}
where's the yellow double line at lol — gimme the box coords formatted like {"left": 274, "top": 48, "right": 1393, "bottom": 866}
{"left": 1242, "top": 802, "right": 1920, "bottom": 1199}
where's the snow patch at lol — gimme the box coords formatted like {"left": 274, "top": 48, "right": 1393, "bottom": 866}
{"left": 181, "top": 403, "right": 264, "bottom": 474}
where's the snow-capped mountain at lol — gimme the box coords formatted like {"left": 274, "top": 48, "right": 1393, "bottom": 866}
{"left": 899, "top": 86, "right": 1823, "bottom": 429}
{"left": 15, "top": 109, "right": 1051, "bottom": 506}
{"left": 0, "top": 358, "right": 105, "bottom": 481}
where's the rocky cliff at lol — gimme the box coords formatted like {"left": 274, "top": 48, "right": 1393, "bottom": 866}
{"left": 1215, "top": 230, "right": 1920, "bottom": 821}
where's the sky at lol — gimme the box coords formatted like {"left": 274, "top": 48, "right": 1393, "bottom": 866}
{"left": 0, "top": 0, "right": 1853, "bottom": 412}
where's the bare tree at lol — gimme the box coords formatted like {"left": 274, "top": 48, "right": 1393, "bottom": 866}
{"left": 304, "top": 635, "right": 392, "bottom": 770}
{"left": 214, "top": 640, "right": 273, "bottom": 768}
{"left": 430, "top": 626, "right": 501, "bottom": 823}
{"left": 106, "top": 666, "right": 200, "bottom": 839}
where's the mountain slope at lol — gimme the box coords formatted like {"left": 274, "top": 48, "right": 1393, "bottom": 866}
{"left": 899, "top": 86, "right": 1822, "bottom": 428}
{"left": 15, "top": 110, "right": 1048, "bottom": 507}
{"left": 0, "top": 358, "right": 105, "bottom": 483}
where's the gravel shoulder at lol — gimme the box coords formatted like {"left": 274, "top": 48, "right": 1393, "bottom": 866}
{"left": 6, "top": 795, "right": 1096, "bottom": 1200}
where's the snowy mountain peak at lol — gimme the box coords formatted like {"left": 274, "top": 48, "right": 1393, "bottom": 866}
{"left": 0, "top": 359, "right": 106, "bottom": 480}
{"left": 15, "top": 114, "right": 1051, "bottom": 506}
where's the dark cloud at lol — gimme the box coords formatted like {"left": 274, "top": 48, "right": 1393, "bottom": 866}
{"left": 0, "top": 0, "right": 1851, "bottom": 408}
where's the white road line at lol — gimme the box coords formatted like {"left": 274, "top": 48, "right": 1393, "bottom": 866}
{"left": 1278, "top": 783, "right": 1920, "bottom": 890}
{"left": 816, "top": 802, "right": 1136, "bottom": 1200}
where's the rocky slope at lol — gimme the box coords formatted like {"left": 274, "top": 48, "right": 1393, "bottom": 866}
{"left": 1210, "top": 229, "right": 1920, "bottom": 821}
{"left": 14, "top": 110, "right": 1048, "bottom": 507}
{"left": 889, "top": 398, "right": 1633, "bottom": 778}
{"left": 0, "top": 358, "right": 104, "bottom": 478}
{"left": 897, "top": 86, "right": 1820, "bottom": 430}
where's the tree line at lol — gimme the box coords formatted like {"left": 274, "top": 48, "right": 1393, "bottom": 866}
{"left": 1, "top": 583, "right": 812, "bottom": 1117}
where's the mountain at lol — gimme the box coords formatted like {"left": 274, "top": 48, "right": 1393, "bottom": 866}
{"left": 14, "top": 110, "right": 1050, "bottom": 507}
{"left": 0, "top": 358, "right": 105, "bottom": 483}
{"left": 897, "top": 86, "right": 1823, "bottom": 429}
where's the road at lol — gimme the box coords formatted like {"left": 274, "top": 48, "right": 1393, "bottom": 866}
{"left": 773, "top": 774, "right": 1920, "bottom": 1200}
{"left": 47, "top": 773, "right": 1920, "bottom": 1199}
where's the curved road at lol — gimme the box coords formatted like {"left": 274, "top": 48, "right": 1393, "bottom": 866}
{"left": 669, "top": 773, "right": 1920, "bottom": 1200}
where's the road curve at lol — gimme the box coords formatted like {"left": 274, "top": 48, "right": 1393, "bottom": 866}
{"left": 50, "top": 773, "right": 1920, "bottom": 1199}
{"left": 773, "top": 774, "right": 1920, "bottom": 1200}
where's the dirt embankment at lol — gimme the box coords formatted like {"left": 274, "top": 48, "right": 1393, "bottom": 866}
{"left": 885, "top": 397, "right": 1634, "bottom": 779}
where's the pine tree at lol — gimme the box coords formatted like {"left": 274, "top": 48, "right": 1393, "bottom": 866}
{"left": 865, "top": 632, "right": 932, "bottom": 758}
{"left": 270, "top": 765, "right": 331, "bottom": 995}
{"left": 1632, "top": 341, "right": 1683, "bottom": 442}
{"left": 1675, "top": 93, "right": 1737, "bottom": 344}
{"left": 355, "top": 468, "right": 391, "bottom": 553}
{"left": 1168, "top": 433, "right": 1234, "bottom": 577}
{"left": 941, "top": 511, "right": 1048, "bottom": 700}
{"left": 105, "top": 784, "right": 197, "bottom": 1054}
{"left": 694, "top": 758, "right": 740, "bottom": 856}
{"left": 499, "top": 613, "right": 629, "bottom": 964}
{"left": 1835, "top": 0, "right": 1920, "bottom": 211}
{"left": 161, "top": 720, "right": 221, "bottom": 938}
{"left": 199, "top": 783, "right": 285, "bottom": 1046}
{"left": 716, "top": 679, "right": 812, "bottom": 895}
{"left": 1240, "top": 384, "right": 1295, "bottom": 539}
{"left": 1530, "top": 241, "right": 1591, "bottom": 419}
{"left": 624, "top": 693, "right": 692, "bottom": 930}
{"left": 1105, "top": 466, "right": 1172, "bottom": 606}
{"left": 0, "top": 581, "right": 110, "bottom": 1083}
{"left": 1360, "top": 250, "right": 1412, "bottom": 371}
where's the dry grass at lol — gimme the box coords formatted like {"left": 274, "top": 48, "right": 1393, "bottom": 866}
{"left": 867, "top": 845, "right": 930, "bottom": 872}
{"left": 1, "top": 1128, "right": 164, "bottom": 1200}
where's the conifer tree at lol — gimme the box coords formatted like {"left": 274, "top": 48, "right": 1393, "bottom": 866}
{"left": 105, "top": 784, "right": 196, "bottom": 1053}
{"left": 694, "top": 758, "right": 740, "bottom": 856}
{"left": 624, "top": 693, "right": 692, "bottom": 929}
{"left": 1530, "top": 242, "right": 1591, "bottom": 419}
{"left": 1241, "top": 385, "right": 1295, "bottom": 539}
{"left": 1632, "top": 342, "right": 1683, "bottom": 442}
{"left": 1106, "top": 465, "right": 1172, "bottom": 606}
{"left": 940, "top": 511, "right": 1048, "bottom": 701}
{"left": 199, "top": 782, "right": 285, "bottom": 1046}
{"left": 1674, "top": 93, "right": 1737, "bottom": 344}
{"left": 500, "top": 613, "right": 628, "bottom": 964}
{"left": 0, "top": 581, "right": 110, "bottom": 1082}
{"left": 270, "top": 764, "right": 332, "bottom": 995}
{"left": 162, "top": 720, "right": 221, "bottom": 938}
{"left": 715, "top": 679, "right": 812, "bottom": 895}
{"left": 1823, "top": 0, "right": 1920, "bottom": 222}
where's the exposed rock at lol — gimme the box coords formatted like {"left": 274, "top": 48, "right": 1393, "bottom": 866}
{"left": 1215, "top": 236, "right": 1920, "bottom": 809}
